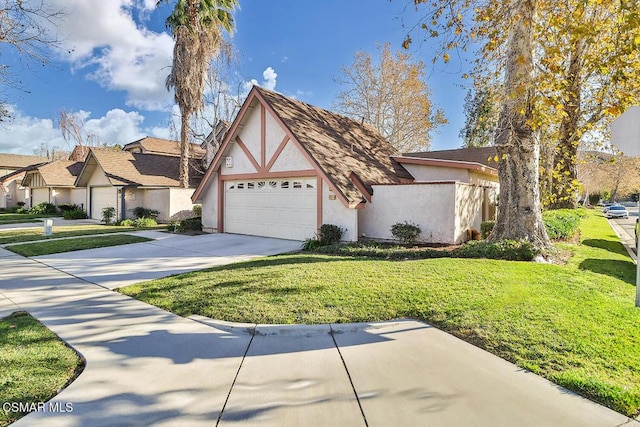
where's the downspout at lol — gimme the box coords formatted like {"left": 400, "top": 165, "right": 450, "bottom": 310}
{"left": 120, "top": 187, "right": 126, "bottom": 221}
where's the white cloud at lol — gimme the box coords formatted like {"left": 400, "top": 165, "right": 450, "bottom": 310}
{"left": 243, "top": 66, "right": 278, "bottom": 93}
{"left": 0, "top": 106, "right": 153, "bottom": 155}
{"left": 47, "top": 0, "right": 174, "bottom": 111}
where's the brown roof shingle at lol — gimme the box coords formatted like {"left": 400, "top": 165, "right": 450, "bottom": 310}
{"left": 255, "top": 87, "right": 413, "bottom": 206}
{"left": 123, "top": 137, "right": 206, "bottom": 160}
{"left": 37, "top": 161, "right": 84, "bottom": 186}
{"left": 404, "top": 146, "right": 498, "bottom": 168}
{"left": 0, "top": 153, "right": 49, "bottom": 169}
{"left": 81, "top": 148, "right": 202, "bottom": 188}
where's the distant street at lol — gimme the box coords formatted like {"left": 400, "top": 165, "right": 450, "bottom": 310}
{"left": 608, "top": 205, "right": 638, "bottom": 256}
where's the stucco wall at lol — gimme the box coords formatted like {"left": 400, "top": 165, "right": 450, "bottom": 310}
{"left": 321, "top": 181, "right": 358, "bottom": 242}
{"left": 169, "top": 188, "right": 196, "bottom": 221}
{"left": 70, "top": 188, "right": 86, "bottom": 208}
{"left": 402, "top": 163, "right": 470, "bottom": 183}
{"left": 51, "top": 188, "right": 71, "bottom": 205}
{"left": 264, "top": 108, "right": 286, "bottom": 161}
{"left": 200, "top": 173, "right": 219, "bottom": 232}
{"left": 359, "top": 183, "right": 456, "bottom": 244}
{"left": 454, "top": 183, "right": 486, "bottom": 243}
{"left": 269, "top": 141, "right": 312, "bottom": 171}
{"left": 141, "top": 188, "right": 170, "bottom": 221}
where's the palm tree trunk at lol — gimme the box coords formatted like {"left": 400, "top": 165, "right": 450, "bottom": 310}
{"left": 179, "top": 113, "right": 190, "bottom": 188}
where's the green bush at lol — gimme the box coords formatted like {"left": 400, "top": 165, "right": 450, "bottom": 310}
{"left": 390, "top": 221, "right": 421, "bottom": 244}
{"left": 481, "top": 221, "right": 495, "bottom": 239}
{"left": 315, "top": 242, "right": 450, "bottom": 260}
{"left": 30, "top": 202, "right": 57, "bottom": 215}
{"left": 133, "top": 207, "right": 159, "bottom": 219}
{"left": 118, "top": 219, "right": 135, "bottom": 227}
{"left": 135, "top": 217, "right": 157, "bottom": 228}
{"left": 101, "top": 206, "right": 116, "bottom": 225}
{"left": 542, "top": 209, "right": 582, "bottom": 240}
{"left": 452, "top": 240, "right": 539, "bottom": 261}
{"left": 302, "top": 238, "right": 322, "bottom": 251}
{"left": 176, "top": 217, "right": 202, "bottom": 232}
{"left": 319, "top": 224, "right": 344, "bottom": 245}
{"left": 193, "top": 204, "right": 202, "bottom": 217}
{"left": 58, "top": 203, "right": 83, "bottom": 212}
{"left": 63, "top": 209, "right": 88, "bottom": 220}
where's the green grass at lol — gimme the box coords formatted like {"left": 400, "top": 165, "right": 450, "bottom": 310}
{"left": 0, "top": 214, "right": 60, "bottom": 225}
{"left": 0, "top": 312, "right": 83, "bottom": 426}
{"left": 0, "top": 224, "right": 163, "bottom": 245}
{"left": 6, "top": 234, "right": 152, "bottom": 256}
{"left": 120, "top": 209, "right": 640, "bottom": 417}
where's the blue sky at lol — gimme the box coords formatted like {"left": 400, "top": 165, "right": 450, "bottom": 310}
{"left": 0, "top": 0, "right": 473, "bottom": 155}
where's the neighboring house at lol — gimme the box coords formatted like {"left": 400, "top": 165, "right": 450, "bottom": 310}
{"left": 21, "top": 161, "right": 86, "bottom": 208}
{"left": 192, "top": 86, "right": 498, "bottom": 244}
{"left": 123, "top": 136, "right": 207, "bottom": 160}
{"left": 0, "top": 153, "right": 48, "bottom": 177}
{"left": 75, "top": 148, "right": 203, "bottom": 222}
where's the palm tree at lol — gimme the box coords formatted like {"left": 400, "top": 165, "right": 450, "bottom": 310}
{"left": 159, "top": 0, "right": 237, "bottom": 187}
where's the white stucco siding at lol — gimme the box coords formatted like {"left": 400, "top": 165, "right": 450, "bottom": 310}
{"left": 402, "top": 163, "right": 471, "bottom": 183}
{"left": 31, "top": 188, "right": 50, "bottom": 205}
{"left": 51, "top": 188, "right": 71, "bottom": 205}
{"left": 169, "top": 188, "right": 196, "bottom": 221}
{"left": 200, "top": 173, "right": 219, "bottom": 232}
{"left": 269, "top": 141, "right": 312, "bottom": 172}
{"left": 265, "top": 109, "right": 286, "bottom": 161}
{"left": 221, "top": 142, "right": 258, "bottom": 175}
{"left": 469, "top": 171, "right": 499, "bottom": 187}
{"left": 359, "top": 183, "right": 456, "bottom": 244}
{"left": 240, "top": 104, "right": 262, "bottom": 163}
{"left": 141, "top": 189, "right": 170, "bottom": 221}
{"left": 71, "top": 188, "right": 86, "bottom": 208}
{"left": 321, "top": 181, "right": 358, "bottom": 242}
{"left": 454, "top": 184, "right": 486, "bottom": 243}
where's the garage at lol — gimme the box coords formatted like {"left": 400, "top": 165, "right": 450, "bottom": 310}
{"left": 31, "top": 188, "right": 50, "bottom": 206}
{"left": 224, "top": 178, "right": 317, "bottom": 241}
{"left": 90, "top": 186, "right": 119, "bottom": 220}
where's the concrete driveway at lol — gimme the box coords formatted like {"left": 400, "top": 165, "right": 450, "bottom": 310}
{"left": 1, "top": 232, "right": 637, "bottom": 426}
{"left": 32, "top": 232, "right": 302, "bottom": 289}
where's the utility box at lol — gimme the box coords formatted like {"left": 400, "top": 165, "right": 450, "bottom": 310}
{"left": 43, "top": 219, "right": 53, "bottom": 236}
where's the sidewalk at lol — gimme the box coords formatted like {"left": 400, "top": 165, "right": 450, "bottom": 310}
{"left": 0, "top": 248, "right": 636, "bottom": 426}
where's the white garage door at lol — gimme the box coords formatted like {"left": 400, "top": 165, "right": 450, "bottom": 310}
{"left": 91, "top": 186, "right": 118, "bottom": 220}
{"left": 31, "top": 188, "right": 49, "bottom": 206}
{"left": 225, "top": 178, "right": 317, "bottom": 241}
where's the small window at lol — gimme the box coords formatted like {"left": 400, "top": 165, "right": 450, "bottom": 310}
{"left": 280, "top": 181, "right": 289, "bottom": 189}
{"left": 257, "top": 181, "right": 266, "bottom": 189}
{"left": 293, "top": 181, "right": 302, "bottom": 189}
{"left": 228, "top": 184, "right": 235, "bottom": 190}
{"left": 269, "top": 181, "right": 277, "bottom": 188}
{"left": 237, "top": 183, "right": 244, "bottom": 189}
{"left": 306, "top": 182, "right": 315, "bottom": 189}
{"left": 247, "top": 182, "right": 255, "bottom": 189}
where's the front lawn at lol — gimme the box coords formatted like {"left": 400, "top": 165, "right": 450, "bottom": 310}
{"left": 0, "top": 224, "right": 163, "bottom": 245}
{"left": 0, "top": 214, "right": 60, "bottom": 225}
{"left": 0, "top": 312, "right": 83, "bottom": 426}
{"left": 119, "top": 210, "right": 640, "bottom": 417}
{"left": 6, "top": 235, "right": 152, "bottom": 256}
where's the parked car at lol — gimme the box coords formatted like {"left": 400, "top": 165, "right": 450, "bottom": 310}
{"left": 602, "top": 203, "right": 619, "bottom": 213}
{"left": 605, "top": 205, "right": 629, "bottom": 219}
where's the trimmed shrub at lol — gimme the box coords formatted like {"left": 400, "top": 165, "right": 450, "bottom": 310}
{"left": 315, "top": 242, "right": 450, "bottom": 260}
{"left": 30, "top": 202, "right": 57, "bottom": 215}
{"left": 542, "top": 209, "right": 582, "bottom": 240}
{"left": 135, "top": 217, "right": 157, "bottom": 228}
{"left": 63, "top": 209, "right": 88, "bottom": 220}
{"left": 133, "top": 207, "right": 159, "bottom": 219}
{"left": 302, "top": 238, "right": 322, "bottom": 251}
{"left": 391, "top": 221, "right": 421, "bottom": 244}
{"left": 176, "top": 217, "right": 202, "bottom": 232}
{"left": 318, "top": 224, "right": 345, "bottom": 245}
{"left": 118, "top": 219, "right": 135, "bottom": 227}
{"left": 481, "top": 221, "right": 495, "bottom": 239}
{"left": 193, "top": 204, "right": 202, "bottom": 217}
{"left": 58, "top": 203, "right": 83, "bottom": 212}
{"left": 452, "top": 240, "right": 539, "bottom": 261}
{"left": 16, "top": 201, "right": 26, "bottom": 208}
{"left": 101, "top": 206, "right": 116, "bottom": 225}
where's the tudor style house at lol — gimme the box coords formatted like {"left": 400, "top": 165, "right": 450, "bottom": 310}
{"left": 192, "top": 86, "right": 499, "bottom": 244}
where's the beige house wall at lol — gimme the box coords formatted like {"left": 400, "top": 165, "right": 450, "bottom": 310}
{"left": 359, "top": 183, "right": 457, "bottom": 244}
{"left": 401, "top": 163, "right": 470, "bottom": 183}
{"left": 141, "top": 189, "right": 170, "bottom": 221}
{"left": 200, "top": 173, "right": 219, "bottom": 232}
{"left": 321, "top": 181, "right": 358, "bottom": 242}
{"left": 168, "top": 188, "right": 196, "bottom": 221}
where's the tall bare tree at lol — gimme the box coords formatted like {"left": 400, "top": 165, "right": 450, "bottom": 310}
{"left": 333, "top": 43, "right": 446, "bottom": 152}
{"left": 159, "top": 0, "right": 237, "bottom": 188}
{"left": 0, "top": 1, "right": 63, "bottom": 121}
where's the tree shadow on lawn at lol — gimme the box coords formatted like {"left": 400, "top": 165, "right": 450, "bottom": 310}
{"left": 578, "top": 259, "right": 636, "bottom": 285}
{"left": 582, "top": 239, "right": 629, "bottom": 257}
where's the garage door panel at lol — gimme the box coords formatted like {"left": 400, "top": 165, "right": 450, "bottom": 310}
{"left": 225, "top": 178, "right": 317, "bottom": 241}
{"left": 91, "top": 187, "right": 118, "bottom": 220}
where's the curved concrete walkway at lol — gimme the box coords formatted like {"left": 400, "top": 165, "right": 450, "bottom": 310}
{"left": 0, "top": 236, "right": 637, "bottom": 426}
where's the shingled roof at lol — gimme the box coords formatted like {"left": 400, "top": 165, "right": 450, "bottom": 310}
{"left": 0, "top": 153, "right": 48, "bottom": 169}
{"left": 123, "top": 137, "right": 206, "bottom": 160}
{"left": 22, "top": 161, "right": 84, "bottom": 187}
{"left": 404, "top": 146, "right": 498, "bottom": 168}
{"left": 76, "top": 148, "right": 202, "bottom": 188}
